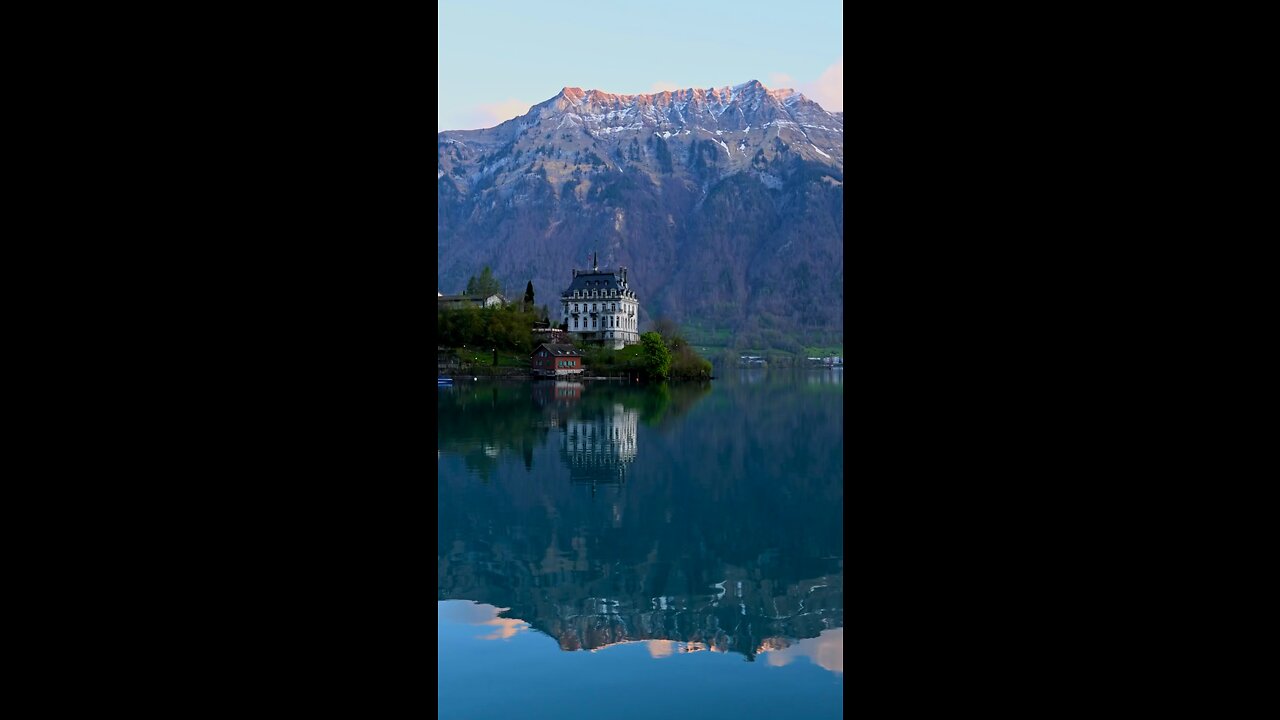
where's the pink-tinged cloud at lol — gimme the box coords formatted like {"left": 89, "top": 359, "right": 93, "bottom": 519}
{"left": 479, "top": 617, "right": 529, "bottom": 641}
{"left": 439, "top": 601, "right": 531, "bottom": 641}
{"left": 805, "top": 59, "right": 843, "bottom": 112}
{"left": 650, "top": 81, "right": 681, "bottom": 92}
{"left": 646, "top": 640, "right": 676, "bottom": 658}
{"left": 760, "top": 628, "right": 843, "bottom": 675}
{"left": 767, "top": 59, "right": 843, "bottom": 113}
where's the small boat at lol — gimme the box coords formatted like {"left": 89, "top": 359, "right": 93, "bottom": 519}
{"left": 438, "top": 376, "right": 453, "bottom": 386}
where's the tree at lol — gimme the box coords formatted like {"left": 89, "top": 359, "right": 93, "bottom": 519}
{"left": 465, "top": 266, "right": 502, "bottom": 297}
{"left": 524, "top": 281, "right": 535, "bottom": 310}
{"left": 639, "top": 332, "right": 672, "bottom": 382}
{"left": 652, "top": 317, "right": 686, "bottom": 349}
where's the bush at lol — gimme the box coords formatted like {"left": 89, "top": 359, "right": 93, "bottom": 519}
{"left": 670, "top": 344, "right": 712, "bottom": 380}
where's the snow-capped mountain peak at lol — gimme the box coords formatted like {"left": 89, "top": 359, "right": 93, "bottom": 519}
{"left": 441, "top": 80, "right": 841, "bottom": 175}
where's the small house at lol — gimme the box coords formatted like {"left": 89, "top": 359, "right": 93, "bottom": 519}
{"left": 438, "top": 293, "right": 505, "bottom": 311}
{"left": 531, "top": 343, "right": 583, "bottom": 377}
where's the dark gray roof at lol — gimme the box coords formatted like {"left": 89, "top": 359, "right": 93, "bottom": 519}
{"left": 532, "top": 343, "right": 582, "bottom": 357}
{"left": 561, "top": 269, "right": 632, "bottom": 296}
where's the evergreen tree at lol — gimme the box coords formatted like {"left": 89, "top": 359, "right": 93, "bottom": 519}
{"left": 524, "top": 281, "right": 535, "bottom": 310}
{"left": 465, "top": 266, "right": 502, "bottom": 297}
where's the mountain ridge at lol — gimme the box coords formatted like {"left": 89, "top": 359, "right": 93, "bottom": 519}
{"left": 438, "top": 80, "right": 843, "bottom": 350}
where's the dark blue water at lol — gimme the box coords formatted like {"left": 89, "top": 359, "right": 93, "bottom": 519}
{"left": 438, "top": 369, "right": 843, "bottom": 718}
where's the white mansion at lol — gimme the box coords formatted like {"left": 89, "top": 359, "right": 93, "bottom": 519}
{"left": 561, "top": 258, "right": 640, "bottom": 350}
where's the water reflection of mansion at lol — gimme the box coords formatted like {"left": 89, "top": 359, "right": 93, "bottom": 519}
{"left": 562, "top": 403, "right": 638, "bottom": 490}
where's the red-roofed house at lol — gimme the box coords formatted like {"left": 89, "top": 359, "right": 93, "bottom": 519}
{"left": 531, "top": 343, "right": 583, "bottom": 377}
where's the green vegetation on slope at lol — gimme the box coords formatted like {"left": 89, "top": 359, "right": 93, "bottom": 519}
{"left": 437, "top": 304, "right": 539, "bottom": 353}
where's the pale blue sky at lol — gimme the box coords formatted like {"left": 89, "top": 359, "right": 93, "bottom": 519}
{"left": 438, "top": 0, "right": 844, "bottom": 132}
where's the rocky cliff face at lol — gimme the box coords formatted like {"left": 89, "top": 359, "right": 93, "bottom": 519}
{"left": 438, "top": 80, "right": 843, "bottom": 348}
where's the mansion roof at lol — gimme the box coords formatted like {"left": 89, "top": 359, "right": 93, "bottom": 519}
{"left": 561, "top": 269, "right": 633, "bottom": 297}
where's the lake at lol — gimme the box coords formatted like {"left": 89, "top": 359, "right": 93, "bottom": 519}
{"left": 438, "top": 369, "right": 844, "bottom": 718}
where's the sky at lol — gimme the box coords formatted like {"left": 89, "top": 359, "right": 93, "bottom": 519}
{"left": 438, "top": 0, "right": 843, "bottom": 132}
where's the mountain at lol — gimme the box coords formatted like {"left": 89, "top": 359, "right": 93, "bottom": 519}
{"left": 438, "top": 80, "right": 843, "bottom": 350}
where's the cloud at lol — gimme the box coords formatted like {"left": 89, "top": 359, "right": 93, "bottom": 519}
{"left": 470, "top": 98, "right": 533, "bottom": 129}
{"left": 438, "top": 600, "right": 501, "bottom": 624}
{"left": 760, "top": 628, "right": 843, "bottom": 675}
{"left": 646, "top": 640, "right": 676, "bottom": 658}
{"left": 805, "top": 58, "right": 843, "bottom": 112}
{"left": 439, "top": 601, "right": 531, "bottom": 641}
{"left": 479, "top": 616, "right": 529, "bottom": 641}
{"left": 766, "top": 59, "right": 843, "bottom": 112}
{"left": 650, "top": 81, "right": 681, "bottom": 92}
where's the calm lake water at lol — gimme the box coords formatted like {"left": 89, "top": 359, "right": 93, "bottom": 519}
{"left": 438, "top": 369, "right": 843, "bottom": 719}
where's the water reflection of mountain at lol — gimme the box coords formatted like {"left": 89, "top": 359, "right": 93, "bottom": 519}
{"left": 438, "top": 377, "right": 843, "bottom": 661}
